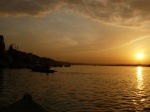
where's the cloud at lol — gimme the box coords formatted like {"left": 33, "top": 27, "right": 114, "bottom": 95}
{"left": 0, "top": 0, "right": 65, "bottom": 16}
{"left": 66, "top": 0, "right": 150, "bottom": 26}
{"left": 1, "top": 0, "right": 150, "bottom": 26}
{"left": 98, "top": 35, "right": 150, "bottom": 52}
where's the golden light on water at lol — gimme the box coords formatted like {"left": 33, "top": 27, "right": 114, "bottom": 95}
{"left": 137, "top": 66, "right": 143, "bottom": 90}
{"left": 134, "top": 66, "right": 146, "bottom": 104}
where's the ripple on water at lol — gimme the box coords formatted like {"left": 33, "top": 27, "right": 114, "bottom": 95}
{"left": 1, "top": 66, "right": 150, "bottom": 111}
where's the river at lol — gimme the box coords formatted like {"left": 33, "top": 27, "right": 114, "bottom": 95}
{"left": 0, "top": 65, "right": 150, "bottom": 111}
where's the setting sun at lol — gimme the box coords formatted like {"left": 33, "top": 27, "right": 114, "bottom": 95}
{"left": 137, "top": 53, "right": 144, "bottom": 59}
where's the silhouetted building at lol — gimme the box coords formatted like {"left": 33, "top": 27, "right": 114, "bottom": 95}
{"left": 0, "top": 35, "right": 5, "bottom": 53}
{"left": 0, "top": 35, "right": 6, "bottom": 67}
{"left": 0, "top": 35, "right": 58, "bottom": 68}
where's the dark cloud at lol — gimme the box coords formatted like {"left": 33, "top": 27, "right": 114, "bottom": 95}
{"left": 0, "top": 0, "right": 65, "bottom": 16}
{"left": 0, "top": 0, "right": 150, "bottom": 26}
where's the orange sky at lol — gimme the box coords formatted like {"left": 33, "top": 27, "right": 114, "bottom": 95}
{"left": 1, "top": 0, "right": 150, "bottom": 64}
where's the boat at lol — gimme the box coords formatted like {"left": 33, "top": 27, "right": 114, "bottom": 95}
{"left": 31, "top": 65, "right": 56, "bottom": 73}
{"left": 64, "top": 64, "right": 71, "bottom": 67}
{"left": 1, "top": 94, "right": 47, "bottom": 112}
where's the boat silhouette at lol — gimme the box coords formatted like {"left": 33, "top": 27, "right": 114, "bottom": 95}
{"left": 1, "top": 94, "right": 47, "bottom": 112}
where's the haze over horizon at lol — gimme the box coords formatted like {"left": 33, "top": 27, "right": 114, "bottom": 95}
{"left": 1, "top": 0, "right": 150, "bottom": 64}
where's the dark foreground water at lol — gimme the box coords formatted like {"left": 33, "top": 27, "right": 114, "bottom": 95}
{"left": 1, "top": 65, "right": 150, "bottom": 111}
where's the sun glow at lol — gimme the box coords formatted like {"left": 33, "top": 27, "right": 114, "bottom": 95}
{"left": 137, "top": 53, "right": 143, "bottom": 59}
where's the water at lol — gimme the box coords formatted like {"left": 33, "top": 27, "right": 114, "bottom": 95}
{"left": 1, "top": 65, "right": 150, "bottom": 111}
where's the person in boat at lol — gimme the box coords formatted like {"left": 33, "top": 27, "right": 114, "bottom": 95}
{"left": 2, "top": 94, "right": 47, "bottom": 112}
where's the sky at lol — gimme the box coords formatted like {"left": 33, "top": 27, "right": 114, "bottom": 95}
{"left": 1, "top": 0, "right": 150, "bottom": 64}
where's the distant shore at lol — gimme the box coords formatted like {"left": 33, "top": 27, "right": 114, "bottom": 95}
{"left": 0, "top": 35, "right": 71, "bottom": 69}
{"left": 71, "top": 63, "right": 150, "bottom": 67}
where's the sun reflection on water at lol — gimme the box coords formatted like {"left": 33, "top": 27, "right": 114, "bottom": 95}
{"left": 137, "top": 66, "right": 143, "bottom": 90}
{"left": 133, "top": 66, "right": 149, "bottom": 111}
{"left": 133, "top": 66, "right": 146, "bottom": 110}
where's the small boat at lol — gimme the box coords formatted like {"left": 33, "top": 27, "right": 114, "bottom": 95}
{"left": 64, "top": 64, "right": 71, "bottom": 67}
{"left": 2, "top": 94, "right": 47, "bottom": 112}
{"left": 31, "top": 65, "right": 56, "bottom": 73}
